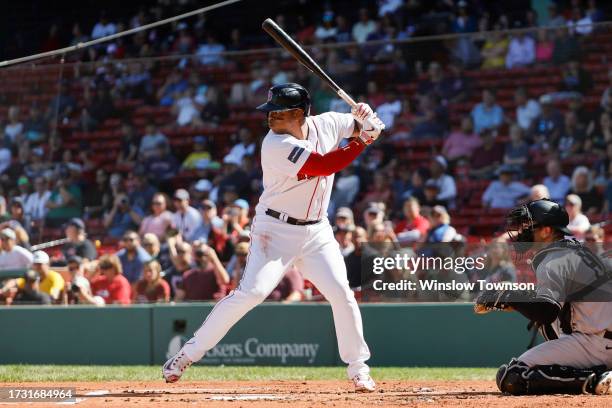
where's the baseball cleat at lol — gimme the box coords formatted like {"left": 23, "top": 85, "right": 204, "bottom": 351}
{"left": 162, "top": 350, "right": 193, "bottom": 383}
{"left": 352, "top": 374, "right": 376, "bottom": 393}
{"left": 594, "top": 371, "right": 612, "bottom": 395}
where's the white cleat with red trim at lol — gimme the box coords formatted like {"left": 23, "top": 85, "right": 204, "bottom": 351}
{"left": 162, "top": 350, "right": 193, "bottom": 383}
{"left": 352, "top": 374, "right": 376, "bottom": 393}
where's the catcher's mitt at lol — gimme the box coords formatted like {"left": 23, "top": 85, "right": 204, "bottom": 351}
{"left": 474, "top": 290, "right": 515, "bottom": 314}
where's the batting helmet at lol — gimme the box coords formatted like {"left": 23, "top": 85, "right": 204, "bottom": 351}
{"left": 506, "top": 198, "right": 571, "bottom": 245}
{"left": 256, "top": 83, "right": 311, "bottom": 116}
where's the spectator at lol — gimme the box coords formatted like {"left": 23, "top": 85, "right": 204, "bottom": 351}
{"left": 451, "top": 1, "right": 477, "bottom": 33}
{"left": 352, "top": 8, "right": 377, "bottom": 43}
{"left": 178, "top": 243, "right": 229, "bottom": 301}
{"left": 504, "top": 125, "right": 529, "bottom": 168}
{"left": 481, "top": 22, "right": 509, "bottom": 69}
{"left": 139, "top": 121, "right": 168, "bottom": 160}
{"left": 164, "top": 239, "right": 193, "bottom": 298}
{"left": 132, "top": 260, "right": 170, "bottom": 303}
{"left": 376, "top": 89, "right": 402, "bottom": 130}
{"left": 314, "top": 11, "right": 337, "bottom": 41}
{"left": 11, "top": 269, "right": 51, "bottom": 305}
{"left": 530, "top": 184, "right": 551, "bottom": 201}
{"left": 173, "top": 87, "right": 203, "bottom": 128}
{"left": 565, "top": 194, "right": 591, "bottom": 240}
{"left": 394, "top": 197, "right": 430, "bottom": 244}
{"left": 24, "top": 176, "right": 51, "bottom": 222}
{"left": 157, "top": 70, "right": 188, "bottom": 107}
{"left": 421, "top": 180, "right": 447, "bottom": 209}
{"left": 225, "top": 241, "right": 249, "bottom": 284}
{"left": 171, "top": 189, "right": 202, "bottom": 242}
{"left": 116, "top": 62, "right": 152, "bottom": 100}
{"left": 530, "top": 95, "right": 564, "bottom": 149}
{"left": 471, "top": 89, "right": 504, "bottom": 134}
{"left": 140, "top": 233, "right": 165, "bottom": 265}
{"left": 552, "top": 27, "right": 581, "bottom": 65}
{"left": 139, "top": 193, "right": 173, "bottom": 240}
{"left": 535, "top": 29, "right": 554, "bottom": 65}
{"left": 91, "top": 12, "right": 117, "bottom": 39}
{"left": 333, "top": 224, "right": 355, "bottom": 257}
{"left": 425, "top": 206, "right": 457, "bottom": 243}
{"left": 514, "top": 87, "right": 540, "bottom": 131}
{"left": 344, "top": 226, "right": 368, "bottom": 289}
{"left": 30, "top": 251, "right": 64, "bottom": 300}
{"left": 61, "top": 217, "right": 97, "bottom": 262}
{"left": 469, "top": 243, "right": 516, "bottom": 283}
{"left": 469, "top": 129, "right": 505, "bottom": 179}
{"left": 482, "top": 165, "right": 531, "bottom": 209}
{"left": 192, "top": 199, "right": 223, "bottom": 243}
{"left": 330, "top": 167, "right": 360, "bottom": 210}
{"left": 600, "top": 68, "right": 612, "bottom": 109}
{"left": 0, "top": 141, "right": 11, "bottom": 175}
{"left": 267, "top": 266, "right": 304, "bottom": 302}
{"left": 80, "top": 85, "right": 115, "bottom": 132}
{"left": 225, "top": 128, "right": 256, "bottom": 164}
{"left": 426, "top": 156, "right": 453, "bottom": 205}
{"left": 116, "top": 121, "right": 139, "bottom": 167}
{"left": 116, "top": 230, "right": 152, "bottom": 284}
{"left": 334, "top": 207, "right": 355, "bottom": 229}
{"left": 505, "top": 30, "right": 535, "bottom": 69}
{"left": 83, "top": 168, "right": 112, "bottom": 219}
{"left": 143, "top": 142, "right": 180, "bottom": 182}
{"left": 362, "top": 202, "right": 385, "bottom": 230}
{"left": 559, "top": 59, "right": 593, "bottom": 95}
{"left": 543, "top": 159, "right": 571, "bottom": 204}
{"left": 334, "top": 15, "right": 351, "bottom": 43}
{"left": 566, "top": 7, "right": 594, "bottom": 36}
{"left": 104, "top": 192, "right": 144, "bottom": 239}
{"left": 196, "top": 33, "right": 226, "bottom": 66}
{"left": 90, "top": 254, "right": 131, "bottom": 305}
{"left": 569, "top": 166, "right": 603, "bottom": 214}
{"left": 4, "top": 106, "right": 24, "bottom": 146}
{"left": 410, "top": 93, "right": 448, "bottom": 139}
{"left": 64, "top": 255, "right": 104, "bottom": 305}
{"left": 45, "top": 167, "right": 82, "bottom": 227}
{"left": 558, "top": 111, "right": 585, "bottom": 158}
{"left": 586, "top": 111, "right": 611, "bottom": 154}
{"left": 127, "top": 169, "right": 156, "bottom": 212}
{"left": 584, "top": 225, "right": 605, "bottom": 254}
{"left": 0, "top": 228, "right": 32, "bottom": 269}
{"left": 200, "top": 86, "right": 229, "bottom": 125}
{"left": 181, "top": 136, "right": 212, "bottom": 170}
{"left": 545, "top": 4, "right": 566, "bottom": 27}
{"left": 442, "top": 116, "right": 482, "bottom": 162}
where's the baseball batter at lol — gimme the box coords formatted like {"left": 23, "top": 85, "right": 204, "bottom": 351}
{"left": 163, "top": 83, "right": 384, "bottom": 392}
{"left": 475, "top": 199, "right": 612, "bottom": 395}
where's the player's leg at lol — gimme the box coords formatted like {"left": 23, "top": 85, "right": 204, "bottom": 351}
{"left": 163, "top": 218, "right": 296, "bottom": 382}
{"left": 496, "top": 332, "right": 611, "bottom": 395}
{"left": 298, "top": 223, "right": 372, "bottom": 387}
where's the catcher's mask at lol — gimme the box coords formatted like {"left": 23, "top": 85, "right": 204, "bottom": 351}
{"left": 505, "top": 199, "right": 571, "bottom": 253}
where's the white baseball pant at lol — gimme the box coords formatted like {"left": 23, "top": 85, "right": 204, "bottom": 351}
{"left": 181, "top": 215, "right": 372, "bottom": 378}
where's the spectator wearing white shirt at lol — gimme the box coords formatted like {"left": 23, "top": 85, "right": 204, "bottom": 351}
{"left": 378, "top": 0, "right": 403, "bottom": 17}
{"left": 376, "top": 90, "right": 402, "bottom": 130}
{"left": 173, "top": 88, "right": 203, "bottom": 127}
{"left": 139, "top": 121, "right": 169, "bottom": 159}
{"left": 514, "top": 87, "right": 540, "bottom": 131}
{"left": 91, "top": 13, "right": 117, "bottom": 40}
{"left": 543, "top": 159, "right": 571, "bottom": 204}
{"left": 505, "top": 32, "right": 535, "bottom": 69}
{"left": 0, "top": 228, "right": 32, "bottom": 269}
{"left": 227, "top": 128, "right": 255, "bottom": 163}
{"left": 564, "top": 194, "right": 590, "bottom": 239}
{"left": 24, "top": 177, "right": 51, "bottom": 221}
{"left": 482, "top": 165, "right": 531, "bottom": 209}
{"left": 4, "top": 106, "right": 24, "bottom": 145}
{"left": 352, "top": 8, "right": 377, "bottom": 43}
{"left": 0, "top": 142, "right": 11, "bottom": 175}
{"left": 430, "top": 156, "right": 457, "bottom": 207}
{"left": 566, "top": 7, "right": 593, "bottom": 36}
{"left": 196, "top": 34, "right": 225, "bottom": 66}
{"left": 171, "top": 189, "right": 202, "bottom": 242}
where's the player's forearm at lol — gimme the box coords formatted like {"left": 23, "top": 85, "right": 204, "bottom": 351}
{"left": 298, "top": 139, "right": 365, "bottom": 177}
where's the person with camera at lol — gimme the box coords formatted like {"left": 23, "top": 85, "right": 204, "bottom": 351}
{"left": 177, "top": 242, "right": 229, "bottom": 302}
{"left": 104, "top": 192, "right": 144, "bottom": 239}
{"left": 63, "top": 255, "right": 104, "bottom": 305}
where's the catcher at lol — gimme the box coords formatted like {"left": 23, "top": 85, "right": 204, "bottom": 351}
{"left": 474, "top": 199, "right": 612, "bottom": 395}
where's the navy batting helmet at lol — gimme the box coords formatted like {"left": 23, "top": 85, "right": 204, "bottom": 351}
{"left": 256, "top": 83, "right": 311, "bottom": 116}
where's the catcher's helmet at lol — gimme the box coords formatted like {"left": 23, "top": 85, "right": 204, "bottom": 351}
{"left": 506, "top": 198, "right": 571, "bottom": 244}
{"left": 256, "top": 83, "right": 311, "bottom": 116}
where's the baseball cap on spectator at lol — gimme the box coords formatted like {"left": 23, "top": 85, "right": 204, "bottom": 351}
{"left": 565, "top": 194, "right": 582, "bottom": 207}
{"left": 32, "top": 250, "right": 50, "bottom": 264}
{"left": 201, "top": 199, "right": 216, "bottom": 209}
{"left": 17, "top": 176, "right": 29, "bottom": 186}
{"left": 10, "top": 197, "right": 24, "bottom": 208}
{"left": 194, "top": 179, "right": 213, "bottom": 192}
{"left": 333, "top": 224, "right": 356, "bottom": 233}
{"left": 433, "top": 155, "right": 448, "bottom": 170}
{"left": 232, "top": 199, "right": 249, "bottom": 210}
{"left": 0, "top": 228, "right": 16, "bottom": 240}
{"left": 174, "top": 189, "right": 190, "bottom": 201}
{"left": 65, "top": 217, "right": 85, "bottom": 231}
{"left": 366, "top": 203, "right": 384, "bottom": 215}
{"left": 335, "top": 207, "right": 354, "bottom": 221}
{"left": 67, "top": 255, "right": 83, "bottom": 265}
{"left": 424, "top": 179, "right": 440, "bottom": 190}
{"left": 496, "top": 164, "right": 518, "bottom": 176}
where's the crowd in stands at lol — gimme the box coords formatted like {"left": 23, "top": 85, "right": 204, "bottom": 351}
{"left": 0, "top": 0, "right": 611, "bottom": 305}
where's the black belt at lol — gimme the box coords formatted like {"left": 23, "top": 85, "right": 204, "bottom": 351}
{"left": 605, "top": 331, "right": 612, "bottom": 341}
{"left": 265, "top": 209, "right": 320, "bottom": 226}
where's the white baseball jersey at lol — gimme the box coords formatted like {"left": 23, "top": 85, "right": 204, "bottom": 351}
{"left": 256, "top": 112, "right": 355, "bottom": 221}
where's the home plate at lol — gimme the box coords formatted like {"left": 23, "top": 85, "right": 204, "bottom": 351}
{"left": 210, "top": 394, "right": 287, "bottom": 401}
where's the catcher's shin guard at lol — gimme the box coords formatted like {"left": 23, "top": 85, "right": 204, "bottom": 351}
{"left": 496, "top": 358, "right": 607, "bottom": 395}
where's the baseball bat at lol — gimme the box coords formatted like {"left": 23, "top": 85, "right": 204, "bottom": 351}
{"left": 262, "top": 18, "right": 358, "bottom": 109}
{"left": 30, "top": 237, "right": 69, "bottom": 252}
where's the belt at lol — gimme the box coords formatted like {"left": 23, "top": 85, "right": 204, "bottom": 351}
{"left": 605, "top": 331, "right": 612, "bottom": 341}
{"left": 265, "top": 209, "right": 320, "bottom": 226}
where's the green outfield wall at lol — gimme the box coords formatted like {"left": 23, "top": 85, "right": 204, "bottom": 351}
{"left": 0, "top": 303, "right": 535, "bottom": 366}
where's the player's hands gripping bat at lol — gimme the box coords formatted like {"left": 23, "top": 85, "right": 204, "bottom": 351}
{"left": 351, "top": 103, "right": 384, "bottom": 145}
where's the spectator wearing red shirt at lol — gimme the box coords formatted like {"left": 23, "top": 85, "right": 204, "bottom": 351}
{"left": 394, "top": 197, "right": 430, "bottom": 245}
{"left": 267, "top": 266, "right": 304, "bottom": 302}
{"left": 469, "top": 129, "right": 505, "bottom": 180}
{"left": 90, "top": 254, "right": 131, "bottom": 305}
{"left": 132, "top": 260, "right": 170, "bottom": 303}
{"left": 178, "top": 243, "right": 229, "bottom": 301}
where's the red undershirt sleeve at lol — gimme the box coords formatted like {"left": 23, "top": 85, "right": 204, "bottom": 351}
{"left": 297, "top": 139, "right": 365, "bottom": 177}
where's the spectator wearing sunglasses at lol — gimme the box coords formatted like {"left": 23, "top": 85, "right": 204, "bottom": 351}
{"left": 116, "top": 231, "right": 152, "bottom": 283}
